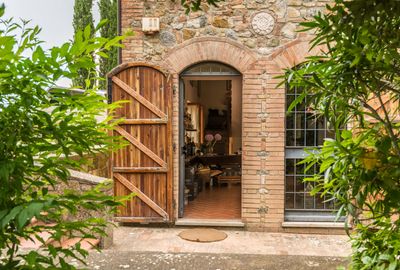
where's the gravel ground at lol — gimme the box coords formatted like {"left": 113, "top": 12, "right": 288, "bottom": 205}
{"left": 75, "top": 250, "right": 349, "bottom": 270}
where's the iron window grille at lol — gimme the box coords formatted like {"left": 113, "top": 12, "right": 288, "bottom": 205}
{"left": 285, "top": 81, "right": 341, "bottom": 222}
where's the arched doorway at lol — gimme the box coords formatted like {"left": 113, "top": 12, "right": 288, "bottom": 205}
{"left": 178, "top": 61, "right": 243, "bottom": 222}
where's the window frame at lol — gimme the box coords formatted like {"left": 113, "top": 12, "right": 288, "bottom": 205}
{"left": 284, "top": 81, "right": 339, "bottom": 222}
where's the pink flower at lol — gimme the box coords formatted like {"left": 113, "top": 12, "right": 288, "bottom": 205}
{"left": 214, "top": 133, "right": 222, "bottom": 141}
{"left": 205, "top": 134, "right": 214, "bottom": 142}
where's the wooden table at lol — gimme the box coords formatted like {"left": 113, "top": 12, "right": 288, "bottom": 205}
{"left": 217, "top": 175, "right": 241, "bottom": 188}
{"left": 210, "top": 170, "right": 223, "bottom": 178}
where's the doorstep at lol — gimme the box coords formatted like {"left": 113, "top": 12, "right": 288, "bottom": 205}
{"left": 175, "top": 218, "right": 245, "bottom": 228}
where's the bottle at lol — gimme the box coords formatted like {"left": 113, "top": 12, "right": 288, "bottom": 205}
{"left": 190, "top": 139, "right": 196, "bottom": 156}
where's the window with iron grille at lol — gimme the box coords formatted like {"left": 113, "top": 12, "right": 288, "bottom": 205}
{"left": 285, "top": 82, "right": 339, "bottom": 222}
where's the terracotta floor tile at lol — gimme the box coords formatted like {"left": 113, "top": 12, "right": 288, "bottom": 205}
{"left": 184, "top": 184, "right": 241, "bottom": 219}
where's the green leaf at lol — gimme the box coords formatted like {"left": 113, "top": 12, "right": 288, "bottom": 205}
{"left": 0, "top": 4, "right": 5, "bottom": 17}
{"left": 16, "top": 202, "right": 45, "bottom": 230}
{"left": 83, "top": 24, "right": 92, "bottom": 40}
{"left": 378, "top": 254, "right": 391, "bottom": 261}
{"left": 287, "top": 92, "right": 306, "bottom": 113}
{"left": 1, "top": 206, "right": 23, "bottom": 229}
{"left": 96, "top": 19, "right": 109, "bottom": 31}
{"left": 388, "top": 260, "right": 397, "bottom": 270}
{"left": 341, "top": 130, "right": 352, "bottom": 140}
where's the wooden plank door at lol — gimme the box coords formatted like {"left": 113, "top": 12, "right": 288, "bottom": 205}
{"left": 109, "top": 64, "right": 172, "bottom": 223}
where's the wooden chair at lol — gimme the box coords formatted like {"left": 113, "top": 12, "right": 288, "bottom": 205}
{"left": 197, "top": 168, "right": 211, "bottom": 190}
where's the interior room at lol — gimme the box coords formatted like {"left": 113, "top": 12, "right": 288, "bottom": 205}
{"left": 181, "top": 76, "right": 242, "bottom": 220}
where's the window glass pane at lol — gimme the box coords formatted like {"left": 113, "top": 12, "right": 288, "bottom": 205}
{"left": 326, "top": 199, "right": 335, "bottom": 209}
{"left": 305, "top": 182, "right": 314, "bottom": 192}
{"left": 316, "top": 117, "right": 325, "bottom": 129}
{"left": 286, "top": 176, "right": 295, "bottom": 192}
{"left": 295, "top": 86, "right": 304, "bottom": 94}
{"left": 305, "top": 193, "right": 315, "bottom": 209}
{"left": 326, "top": 129, "right": 335, "bottom": 139}
{"left": 310, "top": 164, "right": 317, "bottom": 175}
{"left": 286, "top": 95, "right": 295, "bottom": 110}
{"left": 295, "top": 160, "right": 305, "bottom": 175}
{"left": 306, "top": 113, "right": 316, "bottom": 129}
{"left": 286, "top": 130, "right": 295, "bottom": 146}
{"left": 296, "top": 114, "right": 305, "bottom": 129}
{"left": 286, "top": 84, "right": 295, "bottom": 94}
{"left": 315, "top": 194, "right": 325, "bottom": 209}
{"left": 306, "top": 130, "right": 315, "bottom": 146}
{"left": 296, "top": 100, "right": 305, "bottom": 112}
{"left": 317, "top": 130, "right": 325, "bottom": 145}
{"left": 286, "top": 159, "right": 295, "bottom": 174}
{"left": 295, "top": 193, "right": 304, "bottom": 209}
{"left": 285, "top": 193, "right": 294, "bottom": 209}
{"left": 295, "top": 176, "right": 304, "bottom": 192}
{"left": 286, "top": 112, "right": 294, "bottom": 129}
{"left": 295, "top": 129, "right": 305, "bottom": 146}
{"left": 183, "top": 62, "right": 240, "bottom": 76}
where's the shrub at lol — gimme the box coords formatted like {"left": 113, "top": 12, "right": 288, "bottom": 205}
{"left": 0, "top": 5, "right": 126, "bottom": 269}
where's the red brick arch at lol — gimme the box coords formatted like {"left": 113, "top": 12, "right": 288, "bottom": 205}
{"left": 268, "top": 38, "right": 326, "bottom": 70}
{"left": 163, "top": 37, "right": 258, "bottom": 74}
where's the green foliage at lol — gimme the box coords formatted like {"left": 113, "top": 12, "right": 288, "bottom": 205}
{"left": 98, "top": 0, "right": 118, "bottom": 89}
{"left": 285, "top": 0, "right": 400, "bottom": 269}
{"left": 0, "top": 4, "right": 127, "bottom": 269}
{"left": 72, "top": 0, "right": 95, "bottom": 89}
{"left": 178, "top": 0, "right": 224, "bottom": 13}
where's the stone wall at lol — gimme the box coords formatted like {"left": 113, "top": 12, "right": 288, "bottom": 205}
{"left": 121, "top": 0, "right": 331, "bottom": 63}
{"left": 52, "top": 170, "right": 113, "bottom": 248}
{"left": 70, "top": 154, "right": 110, "bottom": 178}
{"left": 119, "top": 0, "right": 335, "bottom": 232}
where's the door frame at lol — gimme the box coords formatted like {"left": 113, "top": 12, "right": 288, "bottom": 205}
{"left": 178, "top": 71, "right": 243, "bottom": 220}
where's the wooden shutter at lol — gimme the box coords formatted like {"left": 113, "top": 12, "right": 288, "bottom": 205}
{"left": 109, "top": 64, "right": 173, "bottom": 223}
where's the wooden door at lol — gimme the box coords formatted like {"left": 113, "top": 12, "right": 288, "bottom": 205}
{"left": 109, "top": 64, "right": 172, "bottom": 223}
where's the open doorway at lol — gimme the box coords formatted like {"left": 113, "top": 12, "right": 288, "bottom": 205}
{"left": 179, "top": 62, "right": 242, "bottom": 220}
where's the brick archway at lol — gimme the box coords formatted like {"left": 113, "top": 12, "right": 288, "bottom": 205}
{"left": 164, "top": 37, "right": 257, "bottom": 74}
{"left": 163, "top": 37, "right": 257, "bottom": 222}
{"left": 268, "top": 38, "right": 325, "bottom": 70}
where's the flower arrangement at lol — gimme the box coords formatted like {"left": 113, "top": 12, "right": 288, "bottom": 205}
{"left": 203, "top": 133, "right": 222, "bottom": 154}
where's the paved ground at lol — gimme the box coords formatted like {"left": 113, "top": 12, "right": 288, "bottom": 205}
{"left": 111, "top": 227, "right": 350, "bottom": 257}
{"left": 73, "top": 226, "right": 351, "bottom": 269}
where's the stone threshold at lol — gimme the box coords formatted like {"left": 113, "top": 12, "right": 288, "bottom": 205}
{"left": 282, "top": 221, "right": 346, "bottom": 229}
{"left": 175, "top": 218, "right": 245, "bottom": 228}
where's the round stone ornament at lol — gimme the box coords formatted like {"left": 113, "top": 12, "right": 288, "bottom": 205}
{"left": 251, "top": 12, "right": 275, "bottom": 36}
{"left": 159, "top": 30, "right": 176, "bottom": 47}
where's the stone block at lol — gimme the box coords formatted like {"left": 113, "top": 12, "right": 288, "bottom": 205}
{"left": 287, "top": 7, "right": 301, "bottom": 18}
{"left": 212, "top": 16, "right": 230, "bottom": 28}
{"left": 281, "top": 22, "right": 297, "bottom": 39}
{"left": 186, "top": 15, "right": 207, "bottom": 28}
{"left": 182, "top": 28, "right": 196, "bottom": 40}
{"left": 225, "top": 29, "right": 238, "bottom": 40}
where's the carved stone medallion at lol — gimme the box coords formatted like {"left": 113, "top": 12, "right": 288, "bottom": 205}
{"left": 159, "top": 30, "right": 176, "bottom": 47}
{"left": 251, "top": 12, "right": 275, "bottom": 36}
